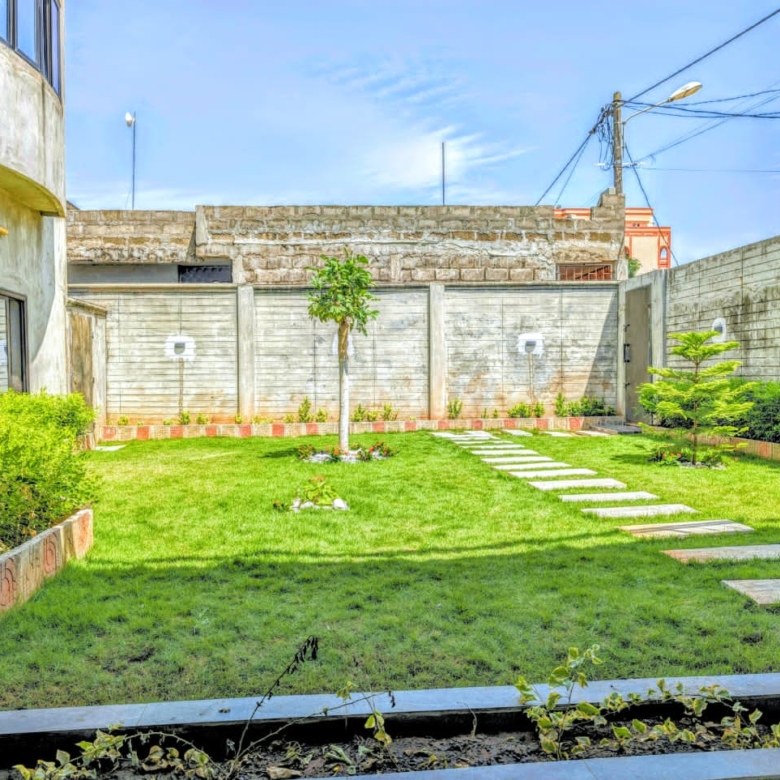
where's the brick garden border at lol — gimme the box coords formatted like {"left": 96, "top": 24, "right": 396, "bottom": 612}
{"left": 0, "top": 509, "right": 93, "bottom": 615}
{"left": 98, "top": 416, "right": 618, "bottom": 442}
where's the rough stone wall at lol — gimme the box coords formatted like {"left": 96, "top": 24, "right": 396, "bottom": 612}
{"left": 666, "top": 235, "right": 780, "bottom": 380}
{"left": 196, "top": 193, "right": 625, "bottom": 284}
{"left": 67, "top": 210, "right": 196, "bottom": 265}
{"left": 66, "top": 191, "right": 626, "bottom": 283}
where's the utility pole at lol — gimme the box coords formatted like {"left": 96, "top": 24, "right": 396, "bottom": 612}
{"left": 612, "top": 92, "right": 623, "bottom": 195}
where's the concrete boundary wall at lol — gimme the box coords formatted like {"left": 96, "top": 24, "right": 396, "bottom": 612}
{"left": 69, "top": 282, "right": 619, "bottom": 423}
{"left": 665, "top": 235, "right": 780, "bottom": 379}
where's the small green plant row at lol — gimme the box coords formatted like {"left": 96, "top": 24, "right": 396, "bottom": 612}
{"left": 296, "top": 441, "right": 396, "bottom": 462}
{"left": 115, "top": 398, "right": 401, "bottom": 426}
{"left": 516, "top": 645, "right": 780, "bottom": 760}
{"left": 444, "top": 394, "right": 616, "bottom": 420}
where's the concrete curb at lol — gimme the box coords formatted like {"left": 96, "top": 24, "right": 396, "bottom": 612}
{"left": 0, "top": 508, "right": 93, "bottom": 615}
{"left": 4, "top": 673, "right": 780, "bottom": 776}
{"left": 96, "top": 416, "right": 618, "bottom": 442}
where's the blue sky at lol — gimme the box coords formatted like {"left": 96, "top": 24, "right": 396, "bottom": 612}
{"left": 66, "top": 1, "right": 780, "bottom": 264}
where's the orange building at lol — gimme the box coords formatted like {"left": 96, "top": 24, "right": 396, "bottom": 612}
{"left": 555, "top": 207, "right": 671, "bottom": 276}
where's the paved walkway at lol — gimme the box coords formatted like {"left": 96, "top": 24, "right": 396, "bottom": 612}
{"left": 434, "top": 430, "right": 773, "bottom": 604}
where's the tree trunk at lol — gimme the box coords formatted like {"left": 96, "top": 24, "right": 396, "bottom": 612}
{"left": 338, "top": 321, "right": 350, "bottom": 453}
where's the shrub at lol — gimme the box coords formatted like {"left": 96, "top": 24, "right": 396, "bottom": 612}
{"left": 117, "top": 415, "right": 129, "bottom": 426}
{"left": 351, "top": 404, "right": 369, "bottom": 422}
{"left": 380, "top": 403, "right": 398, "bottom": 421}
{"left": 297, "top": 397, "right": 313, "bottom": 423}
{"left": 568, "top": 397, "right": 615, "bottom": 416}
{"left": 554, "top": 392, "right": 567, "bottom": 417}
{"left": 532, "top": 401, "right": 545, "bottom": 418}
{"left": 508, "top": 402, "right": 531, "bottom": 418}
{"left": 315, "top": 409, "right": 329, "bottom": 423}
{"left": 0, "top": 392, "right": 96, "bottom": 553}
{"left": 195, "top": 413, "right": 209, "bottom": 425}
{"left": 446, "top": 398, "right": 463, "bottom": 419}
{"left": 741, "top": 381, "right": 780, "bottom": 443}
{"left": 178, "top": 411, "right": 191, "bottom": 425}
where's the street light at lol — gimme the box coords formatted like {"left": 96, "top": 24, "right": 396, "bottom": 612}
{"left": 125, "top": 111, "right": 137, "bottom": 209}
{"left": 612, "top": 82, "right": 703, "bottom": 194}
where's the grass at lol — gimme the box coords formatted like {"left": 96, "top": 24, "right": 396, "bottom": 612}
{"left": 1, "top": 430, "right": 780, "bottom": 711}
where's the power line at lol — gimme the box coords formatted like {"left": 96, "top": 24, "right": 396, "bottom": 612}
{"left": 641, "top": 167, "right": 780, "bottom": 174}
{"left": 554, "top": 135, "right": 592, "bottom": 205}
{"left": 682, "top": 87, "right": 780, "bottom": 105}
{"left": 632, "top": 81, "right": 780, "bottom": 163}
{"left": 534, "top": 107, "right": 608, "bottom": 205}
{"left": 624, "top": 143, "right": 679, "bottom": 267}
{"left": 627, "top": 6, "right": 780, "bottom": 102}
{"left": 623, "top": 102, "right": 780, "bottom": 119}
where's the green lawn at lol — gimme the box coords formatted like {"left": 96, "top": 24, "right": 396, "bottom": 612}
{"left": 1, "top": 431, "right": 780, "bottom": 711}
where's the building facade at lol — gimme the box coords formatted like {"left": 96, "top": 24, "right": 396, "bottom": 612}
{"left": 556, "top": 206, "right": 671, "bottom": 276}
{"left": 0, "top": 0, "right": 67, "bottom": 394}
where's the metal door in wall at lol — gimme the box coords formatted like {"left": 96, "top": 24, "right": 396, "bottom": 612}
{"left": 624, "top": 286, "right": 651, "bottom": 423}
{"left": 69, "top": 312, "right": 94, "bottom": 408}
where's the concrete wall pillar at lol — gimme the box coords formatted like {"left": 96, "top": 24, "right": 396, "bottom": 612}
{"left": 616, "top": 283, "right": 626, "bottom": 417}
{"left": 650, "top": 270, "right": 667, "bottom": 370}
{"left": 237, "top": 285, "right": 255, "bottom": 420}
{"left": 429, "top": 283, "right": 446, "bottom": 419}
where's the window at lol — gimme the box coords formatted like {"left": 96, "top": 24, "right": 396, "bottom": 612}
{"left": 0, "top": 0, "right": 8, "bottom": 42}
{"left": 557, "top": 264, "right": 613, "bottom": 282}
{"left": 178, "top": 265, "right": 233, "bottom": 283}
{"left": 16, "top": 0, "right": 38, "bottom": 64}
{"left": 0, "top": 292, "right": 27, "bottom": 393}
{"left": 0, "top": 0, "right": 60, "bottom": 95}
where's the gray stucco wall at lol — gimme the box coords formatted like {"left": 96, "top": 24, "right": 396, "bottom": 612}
{"left": 0, "top": 0, "right": 68, "bottom": 395}
{"left": 0, "top": 188, "right": 68, "bottom": 393}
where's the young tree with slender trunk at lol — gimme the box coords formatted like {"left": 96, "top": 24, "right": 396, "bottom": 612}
{"left": 307, "top": 251, "right": 378, "bottom": 452}
{"left": 639, "top": 330, "right": 754, "bottom": 465}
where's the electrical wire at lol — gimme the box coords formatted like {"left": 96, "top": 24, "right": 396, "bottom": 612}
{"left": 622, "top": 102, "right": 780, "bottom": 119}
{"left": 640, "top": 167, "right": 780, "bottom": 174}
{"left": 553, "top": 134, "right": 592, "bottom": 205}
{"left": 631, "top": 80, "right": 780, "bottom": 163}
{"left": 678, "top": 87, "right": 780, "bottom": 105}
{"left": 627, "top": 6, "right": 780, "bottom": 103}
{"left": 624, "top": 143, "right": 679, "bottom": 267}
{"left": 534, "top": 107, "right": 609, "bottom": 205}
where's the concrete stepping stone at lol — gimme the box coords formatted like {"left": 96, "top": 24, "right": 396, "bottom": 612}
{"left": 620, "top": 519, "right": 754, "bottom": 539}
{"left": 561, "top": 491, "right": 658, "bottom": 503}
{"left": 722, "top": 580, "right": 780, "bottom": 605}
{"left": 467, "top": 447, "right": 528, "bottom": 454}
{"left": 486, "top": 455, "right": 549, "bottom": 465}
{"left": 664, "top": 545, "right": 780, "bottom": 564}
{"left": 542, "top": 431, "right": 574, "bottom": 437}
{"left": 492, "top": 458, "right": 553, "bottom": 469}
{"left": 576, "top": 431, "right": 611, "bottom": 437}
{"left": 503, "top": 429, "right": 533, "bottom": 437}
{"left": 529, "top": 478, "right": 627, "bottom": 491}
{"left": 510, "top": 468, "right": 598, "bottom": 479}
{"left": 506, "top": 461, "right": 571, "bottom": 471}
{"left": 583, "top": 504, "right": 696, "bottom": 519}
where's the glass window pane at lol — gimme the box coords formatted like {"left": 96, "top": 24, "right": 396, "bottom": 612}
{"left": 7, "top": 297, "right": 26, "bottom": 392}
{"left": 50, "top": 0, "right": 60, "bottom": 92}
{"left": 17, "top": 0, "right": 39, "bottom": 63}
{"left": 0, "top": 0, "right": 8, "bottom": 42}
{"left": 0, "top": 298, "right": 8, "bottom": 394}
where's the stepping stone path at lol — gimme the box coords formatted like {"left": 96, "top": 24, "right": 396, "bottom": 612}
{"left": 620, "top": 520, "right": 754, "bottom": 539}
{"left": 583, "top": 504, "right": 697, "bottom": 519}
{"left": 721, "top": 580, "right": 780, "bottom": 605}
{"left": 436, "top": 431, "right": 769, "bottom": 601}
{"left": 561, "top": 491, "right": 658, "bottom": 503}
{"left": 664, "top": 545, "right": 780, "bottom": 564}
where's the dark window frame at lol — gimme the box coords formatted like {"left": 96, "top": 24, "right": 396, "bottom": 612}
{"left": 0, "top": 288, "right": 29, "bottom": 393}
{"left": 556, "top": 263, "right": 614, "bottom": 282}
{"left": 0, "top": 0, "right": 61, "bottom": 96}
